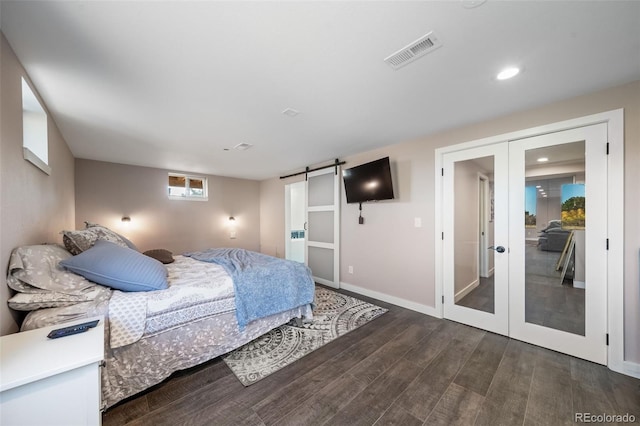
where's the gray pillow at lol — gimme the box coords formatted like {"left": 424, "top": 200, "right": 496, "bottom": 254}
{"left": 7, "top": 244, "right": 96, "bottom": 294}
{"left": 143, "top": 249, "right": 175, "bottom": 264}
{"left": 61, "top": 225, "right": 131, "bottom": 255}
{"left": 60, "top": 240, "right": 168, "bottom": 292}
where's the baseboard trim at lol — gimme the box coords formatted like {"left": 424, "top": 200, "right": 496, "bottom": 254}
{"left": 454, "top": 279, "right": 479, "bottom": 303}
{"left": 573, "top": 280, "right": 585, "bottom": 289}
{"left": 315, "top": 277, "right": 339, "bottom": 289}
{"left": 340, "top": 282, "right": 440, "bottom": 318}
{"left": 620, "top": 360, "right": 640, "bottom": 379}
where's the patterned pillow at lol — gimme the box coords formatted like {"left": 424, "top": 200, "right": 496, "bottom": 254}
{"left": 60, "top": 240, "right": 168, "bottom": 292}
{"left": 85, "top": 222, "right": 139, "bottom": 251}
{"left": 8, "top": 287, "right": 108, "bottom": 311}
{"left": 62, "top": 225, "right": 130, "bottom": 255}
{"left": 7, "top": 244, "right": 97, "bottom": 294}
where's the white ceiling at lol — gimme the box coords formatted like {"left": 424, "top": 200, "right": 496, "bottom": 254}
{"left": 2, "top": 1, "right": 639, "bottom": 180}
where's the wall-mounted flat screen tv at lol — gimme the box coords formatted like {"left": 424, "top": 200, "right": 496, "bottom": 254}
{"left": 342, "top": 157, "right": 394, "bottom": 204}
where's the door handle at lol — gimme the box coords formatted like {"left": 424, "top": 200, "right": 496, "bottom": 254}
{"left": 488, "top": 246, "right": 506, "bottom": 253}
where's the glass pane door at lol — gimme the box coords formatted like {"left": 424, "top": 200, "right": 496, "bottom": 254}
{"left": 442, "top": 143, "right": 509, "bottom": 336}
{"left": 508, "top": 124, "right": 607, "bottom": 364}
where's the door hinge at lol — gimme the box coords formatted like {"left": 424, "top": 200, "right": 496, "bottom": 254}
{"left": 606, "top": 333, "right": 609, "bottom": 346}
{"left": 606, "top": 238, "right": 609, "bottom": 250}
{"left": 441, "top": 168, "right": 444, "bottom": 176}
{"left": 606, "top": 142, "right": 609, "bottom": 155}
{"left": 442, "top": 232, "right": 444, "bottom": 240}
{"left": 441, "top": 295, "right": 444, "bottom": 304}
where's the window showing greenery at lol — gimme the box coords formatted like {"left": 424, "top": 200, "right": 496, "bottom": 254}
{"left": 168, "top": 173, "right": 208, "bottom": 200}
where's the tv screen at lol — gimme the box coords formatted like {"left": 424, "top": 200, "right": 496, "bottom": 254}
{"left": 342, "top": 157, "right": 394, "bottom": 204}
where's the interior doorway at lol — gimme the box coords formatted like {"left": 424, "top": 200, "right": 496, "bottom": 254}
{"left": 284, "top": 181, "right": 305, "bottom": 263}
{"left": 478, "top": 174, "right": 491, "bottom": 279}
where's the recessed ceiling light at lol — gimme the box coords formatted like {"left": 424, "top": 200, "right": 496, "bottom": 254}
{"left": 535, "top": 185, "right": 541, "bottom": 188}
{"left": 537, "top": 157, "right": 549, "bottom": 162}
{"left": 538, "top": 188, "right": 544, "bottom": 192}
{"left": 496, "top": 67, "right": 520, "bottom": 80}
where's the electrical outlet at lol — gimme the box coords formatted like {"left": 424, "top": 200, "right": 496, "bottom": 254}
{"left": 348, "top": 266, "right": 353, "bottom": 274}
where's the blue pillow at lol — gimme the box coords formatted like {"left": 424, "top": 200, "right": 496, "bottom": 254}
{"left": 60, "top": 240, "right": 168, "bottom": 292}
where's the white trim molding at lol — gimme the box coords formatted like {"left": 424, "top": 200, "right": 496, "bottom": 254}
{"left": 23, "top": 147, "right": 51, "bottom": 175}
{"left": 340, "top": 282, "right": 440, "bottom": 318}
{"left": 604, "top": 109, "right": 626, "bottom": 377}
{"left": 620, "top": 361, "right": 640, "bottom": 380}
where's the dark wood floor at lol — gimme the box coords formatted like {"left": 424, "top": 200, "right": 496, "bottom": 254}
{"left": 458, "top": 246, "right": 585, "bottom": 336}
{"left": 457, "top": 276, "right": 495, "bottom": 313}
{"left": 103, "top": 288, "right": 640, "bottom": 426}
{"left": 524, "top": 245, "right": 585, "bottom": 335}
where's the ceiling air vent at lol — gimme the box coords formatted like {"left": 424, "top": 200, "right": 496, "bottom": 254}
{"left": 384, "top": 31, "right": 442, "bottom": 70}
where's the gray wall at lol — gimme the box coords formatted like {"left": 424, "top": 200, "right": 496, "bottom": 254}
{"left": 1, "top": 34, "right": 76, "bottom": 335}
{"left": 75, "top": 159, "right": 261, "bottom": 254}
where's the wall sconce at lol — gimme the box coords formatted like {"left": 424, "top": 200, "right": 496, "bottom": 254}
{"left": 228, "top": 216, "right": 237, "bottom": 239}
{"left": 121, "top": 216, "right": 131, "bottom": 224}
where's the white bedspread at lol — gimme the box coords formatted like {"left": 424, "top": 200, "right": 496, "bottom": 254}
{"left": 108, "top": 255, "right": 235, "bottom": 348}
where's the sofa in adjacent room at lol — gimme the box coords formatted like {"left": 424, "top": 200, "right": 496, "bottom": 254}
{"left": 538, "top": 220, "right": 571, "bottom": 252}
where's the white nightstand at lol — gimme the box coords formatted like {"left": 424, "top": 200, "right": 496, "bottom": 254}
{"left": 0, "top": 316, "right": 104, "bottom": 426}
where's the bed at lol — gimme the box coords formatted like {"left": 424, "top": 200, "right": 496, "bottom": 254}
{"left": 6, "top": 225, "right": 315, "bottom": 409}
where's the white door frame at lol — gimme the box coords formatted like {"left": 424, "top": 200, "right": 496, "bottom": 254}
{"left": 478, "top": 173, "right": 490, "bottom": 279}
{"left": 435, "top": 109, "right": 625, "bottom": 374}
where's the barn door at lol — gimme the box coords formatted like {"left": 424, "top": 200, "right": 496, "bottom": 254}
{"left": 305, "top": 167, "right": 340, "bottom": 288}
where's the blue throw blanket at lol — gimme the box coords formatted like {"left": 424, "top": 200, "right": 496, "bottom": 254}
{"left": 185, "top": 248, "right": 315, "bottom": 328}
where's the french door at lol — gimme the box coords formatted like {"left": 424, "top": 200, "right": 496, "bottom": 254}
{"left": 305, "top": 167, "right": 340, "bottom": 288}
{"left": 442, "top": 123, "right": 608, "bottom": 364}
{"left": 442, "top": 143, "right": 510, "bottom": 336}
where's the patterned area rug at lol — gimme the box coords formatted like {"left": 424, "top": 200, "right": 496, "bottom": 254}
{"left": 223, "top": 286, "right": 388, "bottom": 386}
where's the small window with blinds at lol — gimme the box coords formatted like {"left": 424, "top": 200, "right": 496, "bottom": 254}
{"left": 168, "top": 173, "right": 208, "bottom": 201}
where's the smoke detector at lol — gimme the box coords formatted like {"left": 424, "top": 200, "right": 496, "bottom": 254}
{"left": 282, "top": 108, "right": 300, "bottom": 117}
{"left": 384, "top": 31, "right": 443, "bottom": 70}
{"left": 233, "top": 143, "right": 253, "bottom": 151}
